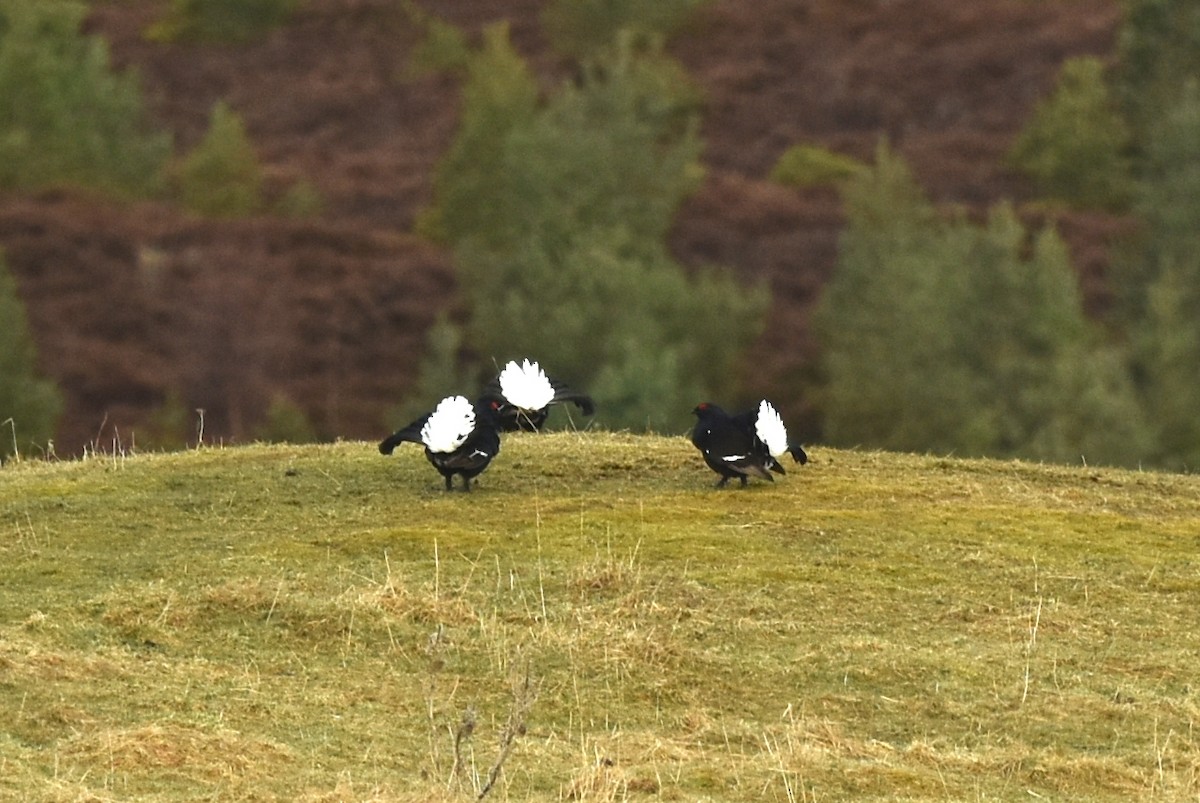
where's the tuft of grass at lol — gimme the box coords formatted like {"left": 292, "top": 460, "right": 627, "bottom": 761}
{"left": 2, "top": 433, "right": 1199, "bottom": 800}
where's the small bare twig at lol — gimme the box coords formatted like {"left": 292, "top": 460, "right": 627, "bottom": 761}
{"left": 3, "top": 417, "right": 17, "bottom": 461}
{"left": 450, "top": 706, "right": 477, "bottom": 787}
{"left": 477, "top": 666, "right": 538, "bottom": 800}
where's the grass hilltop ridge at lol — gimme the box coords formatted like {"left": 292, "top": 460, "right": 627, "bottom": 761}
{"left": 2, "top": 434, "right": 1199, "bottom": 800}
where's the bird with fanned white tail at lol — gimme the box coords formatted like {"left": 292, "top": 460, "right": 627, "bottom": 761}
{"left": 378, "top": 395, "right": 502, "bottom": 491}
{"left": 691, "top": 399, "right": 808, "bottom": 488}
{"left": 479, "top": 358, "right": 595, "bottom": 431}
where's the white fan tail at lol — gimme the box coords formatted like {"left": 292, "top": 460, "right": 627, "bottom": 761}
{"left": 755, "top": 399, "right": 790, "bottom": 457}
{"left": 421, "top": 395, "right": 476, "bottom": 453}
{"left": 498, "top": 358, "right": 554, "bottom": 410}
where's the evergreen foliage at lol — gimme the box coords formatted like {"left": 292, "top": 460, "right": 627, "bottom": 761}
{"left": 422, "top": 22, "right": 765, "bottom": 431}
{"left": 542, "top": 0, "right": 711, "bottom": 63}
{"left": 178, "top": 101, "right": 264, "bottom": 218}
{"left": 463, "top": 40, "right": 704, "bottom": 259}
{"left": 147, "top": 0, "right": 303, "bottom": 44}
{"left": 0, "top": 0, "right": 170, "bottom": 197}
{"left": 458, "top": 229, "right": 766, "bottom": 431}
{"left": 1105, "top": 2, "right": 1200, "bottom": 468}
{"left": 1114, "top": 0, "right": 1200, "bottom": 156}
{"left": 770, "top": 144, "right": 867, "bottom": 189}
{"left": 1008, "top": 57, "right": 1133, "bottom": 210}
{"left": 1132, "top": 81, "right": 1200, "bottom": 272}
{"left": 416, "top": 23, "right": 540, "bottom": 247}
{"left": 0, "top": 255, "right": 62, "bottom": 462}
{"left": 1126, "top": 82, "right": 1200, "bottom": 469}
{"left": 274, "top": 177, "right": 324, "bottom": 219}
{"left": 401, "top": 0, "right": 471, "bottom": 77}
{"left": 256, "top": 395, "right": 318, "bottom": 444}
{"left": 383, "top": 315, "right": 479, "bottom": 429}
{"left": 817, "top": 143, "right": 1149, "bottom": 467}
{"left": 139, "top": 390, "right": 193, "bottom": 452}
{"left": 1139, "top": 266, "right": 1200, "bottom": 470}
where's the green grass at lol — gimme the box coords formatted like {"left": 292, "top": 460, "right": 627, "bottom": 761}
{"left": 2, "top": 433, "right": 1199, "bottom": 801}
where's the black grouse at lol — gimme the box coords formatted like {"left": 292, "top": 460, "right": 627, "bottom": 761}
{"left": 478, "top": 358, "right": 595, "bottom": 432}
{"left": 378, "top": 395, "right": 502, "bottom": 491}
{"left": 691, "top": 400, "right": 808, "bottom": 488}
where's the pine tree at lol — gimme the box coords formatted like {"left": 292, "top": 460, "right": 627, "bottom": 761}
{"left": 178, "top": 102, "right": 264, "bottom": 217}
{"left": 0, "top": 0, "right": 170, "bottom": 196}
{"left": 1131, "top": 84, "right": 1200, "bottom": 468}
{"left": 1113, "top": 0, "right": 1200, "bottom": 467}
{"left": 1008, "top": 57, "right": 1132, "bottom": 210}
{"left": 418, "top": 23, "right": 540, "bottom": 247}
{"left": 1139, "top": 266, "right": 1200, "bottom": 470}
{"left": 816, "top": 142, "right": 982, "bottom": 454}
{"left": 1114, "top": 0, "right": 1200, "bottom": 157}
{"left": 817, "top": 143, "right": 1149, "bottom": 466}
{"left": 419, "top": 21, "right": 766, "bottom": 430}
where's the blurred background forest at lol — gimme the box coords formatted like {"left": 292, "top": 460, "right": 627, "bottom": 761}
{"left": 0, "top": 0, "right": 1197, "bottom": 470}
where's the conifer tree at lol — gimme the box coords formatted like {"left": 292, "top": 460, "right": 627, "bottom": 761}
{"left": 0, "top": 0, "right": 170, "bottom": 196}
{"left": 1008, "top": 57, "right": 1132, "bottom": 210}
{"left": 1107, "top": 1, "right": 1200, "bottom": 468}
{"left": 178, "top": 102, "right": 264, "bottom": 217}
{"left": 817, "top": 143, "right": 1149, "bottom": 466}
{"left": 420, "top": 21, "right": 766, "bottom": 430}
{"left": 1127, "top": 82, "right": 1200, "bottom": 468}
{"left": 1114, "top": 0, "right": 1200, "bottom": 156}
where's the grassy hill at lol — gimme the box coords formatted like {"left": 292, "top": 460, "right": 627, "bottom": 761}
{"left": 2, "top": 434, "right": 1198, "bottom": 801}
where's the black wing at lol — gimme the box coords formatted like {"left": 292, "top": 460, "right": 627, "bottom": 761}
{"left": 693, "top": 408, "right": 773, "bottom": 477}
{"left": 378, "top": 412, "right": 431, "bottom": 455}
{"left": 480, "top": 373, "right": 595, "bottom": 431}
{"left": 550, "top": 380, "right": 595, "bottom": 416}
{"left": 478, "top": 377, "right": 505, "bottom": 405}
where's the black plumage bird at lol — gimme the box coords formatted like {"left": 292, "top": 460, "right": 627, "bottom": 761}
{"left": 478, "top": 358, "right": 595, "bottom": 432}
{"left": 378, "top": 395, "right": 502, "bottom": 491}
{"left": 691, "top": 400, "right": 808, "bottom": 488}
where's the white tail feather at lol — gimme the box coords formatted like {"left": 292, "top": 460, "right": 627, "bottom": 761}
{"left": 421, "top": 395, "right": 475, "bottom": 453}
{"left": 755, "top": 400, "right": 789, "bottom": 457}
{"left": 498, "top": 359, "right": 554, "bottom": 410}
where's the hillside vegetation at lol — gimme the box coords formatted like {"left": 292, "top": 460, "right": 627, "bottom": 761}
{"left": 3, "top": 0, "right": 1128, "bottom": 453}
{"left": 2, "top": 435, "right": 1199, "bottom": 800}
